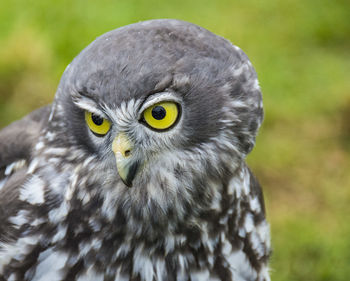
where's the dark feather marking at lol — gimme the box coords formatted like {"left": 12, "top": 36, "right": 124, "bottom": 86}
{"left": 165, "top": 254, "right": 177, "bottom": 281}
{"left": 3, "top": 244, "right": 46, "bottom": 281}
{"left": 248, "top": 167, "right": 266, "bottom": 216}
{"left": 63, "top": 258, "right": 84, "bottom": 281}
{"left": 213, "top": 255, "right": 232, "bottom": 281}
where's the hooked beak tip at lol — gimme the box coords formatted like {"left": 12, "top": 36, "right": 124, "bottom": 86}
{"left": 115, "top": 158, "right": 140, "bottom": 188}
{"left": 121, "top": 178, "right": 133, "bottom": 188}
{"left": 123, "top": 160, "right": 140, "bottom": 188}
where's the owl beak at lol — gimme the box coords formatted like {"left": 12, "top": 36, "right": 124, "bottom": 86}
{"left": 112, "top": 133, "right": 139, "bottom": 187}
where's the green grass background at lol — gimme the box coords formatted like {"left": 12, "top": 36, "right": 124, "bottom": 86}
{"left": 1, "top": 0, "right": 349, "bottom": 280}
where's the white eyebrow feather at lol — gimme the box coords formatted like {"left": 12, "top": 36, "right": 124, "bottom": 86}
{"left": 73, "top": 96, "right": 108, "bottom": 118}
{"left": 139, "top": 92, "right": 182, "bottom": 115}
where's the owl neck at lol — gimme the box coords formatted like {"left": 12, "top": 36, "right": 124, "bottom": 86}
{"left": 71, "top": 163, "right": 252, "bottom": 244}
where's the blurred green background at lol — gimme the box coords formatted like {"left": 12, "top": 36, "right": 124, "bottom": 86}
{"left": 1, "top": 0, "right": 349, "bottom": 280}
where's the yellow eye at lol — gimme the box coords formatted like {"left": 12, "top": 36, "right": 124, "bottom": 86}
{"left": 143, "top": 101, "right": 179, "bottom": 130}
{"left": 85, "top": 111, "right": 111, "bottom": 136}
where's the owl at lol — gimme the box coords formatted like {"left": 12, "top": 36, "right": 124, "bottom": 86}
{"left": 0, "top": 19, "right": 271, "bottom": 281}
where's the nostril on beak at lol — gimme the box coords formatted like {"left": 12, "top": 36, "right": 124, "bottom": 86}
{"left": 124, "top": 150, "right": 131, "bottom": 157}
{"left": 112, "top": 133, "right": 133, "bottom": 159}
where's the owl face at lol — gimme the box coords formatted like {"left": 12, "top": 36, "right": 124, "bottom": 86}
{"left": 49, "top": 20, "right": 263, "bottom": 208}
{"left": 61, "top": 84, "right": 234, "bottom": 192}
{"left": 72, "top": 90, "right": 189, "bottom": 187}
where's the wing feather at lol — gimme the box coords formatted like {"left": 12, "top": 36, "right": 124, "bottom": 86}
{"left": 0, "top": 105, "right": 51, "bottom": 187}
{"left": 0, "top": 105, "right": 51, "bottom": 242}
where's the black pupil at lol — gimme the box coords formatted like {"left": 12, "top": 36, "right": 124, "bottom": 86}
{"left": 91, "top": 114, "right": 104, "bottom": 126}
{"left": 152, "top": 106, "right": 166, "bottom": 120}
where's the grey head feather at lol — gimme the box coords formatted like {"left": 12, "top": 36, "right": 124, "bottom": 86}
{"left": 54, "top": 19, "right": 263, "bottom": 155}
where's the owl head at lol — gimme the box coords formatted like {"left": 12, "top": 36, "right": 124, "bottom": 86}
{"left": 46, "top": 19, "right": 263, "bottom": 218}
